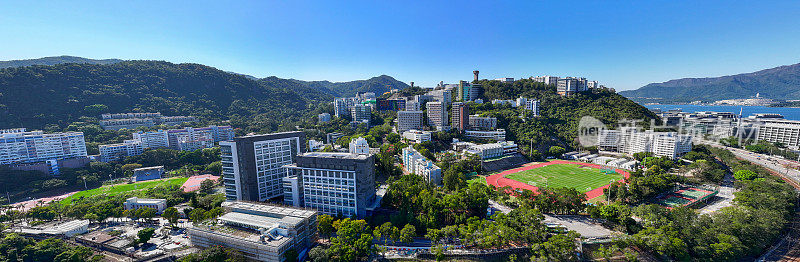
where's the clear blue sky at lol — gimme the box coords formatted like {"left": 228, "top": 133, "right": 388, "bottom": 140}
{"left": 2, "top": 1, "right": 799, "bottom": 90}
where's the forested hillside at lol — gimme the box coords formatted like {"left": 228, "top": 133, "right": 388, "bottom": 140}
{"left": 291, "top": 74, "right": 409, "bottom": 97}
{"left": 0, "top": 55, "right": 122, "bottom": 69}
{"left": 619, "top": 62, "right": 800, "bottom": 102}
{"left": 474, "top": 79, "right": 658, "bottom": 152}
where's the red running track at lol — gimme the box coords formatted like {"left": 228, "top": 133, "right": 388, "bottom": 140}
{"left": 485, "top": 160, "right": 630, "bottom": 200}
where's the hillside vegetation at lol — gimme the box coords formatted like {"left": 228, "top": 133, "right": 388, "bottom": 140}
{"left": 620, "top": 62, "right": 800, "bottom": 102}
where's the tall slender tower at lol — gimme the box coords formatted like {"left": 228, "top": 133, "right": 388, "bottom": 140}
{"left": 473, "top": 70, "right": 479, "bottom": 82}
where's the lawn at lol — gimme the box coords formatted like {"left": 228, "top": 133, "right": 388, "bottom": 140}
{"left": 503, "top": 164, "right": 622, "bottom": 193}
{"left": 61, "top": 177, "right": 188, "bottom": 204}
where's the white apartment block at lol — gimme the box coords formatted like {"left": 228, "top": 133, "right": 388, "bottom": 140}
{"left": 397, "top": 111, "right": 424, "bottom": 133}
{"left": 349, "top": 137, "right": 370, "bottom": 154}
{"left": 531, "top": 76, "right": 560, "bottom": 85}
{"left": 334, "top": 97, "right": 358, "bottom": 118}
{"left": 600, "top": 129, "right": 693, "bottom": 159}
{"left": 99, "top": 139, "right": 143, "bottom": 162}
{"left": 132, "top": 130, "right": 170, "bottom": 149}
{"left": 426, "top": 101, "right": 448, "bottom": 128}
{"left": 402, "top": 130, "right": 432, "bottom": 143}
{"left": 557, "top": 77, "right": 588, "bottom": 96}
{"left": 0, "top": 129, "right": 87, "bottom": 166}
{"left": 525, "top": 99, "right": 540, "bottom": 117}
{"left": 495, "top": 77, "right": 514, "bottom": 83}
{"left": 221, "top": 132, "right": 305, "bottom": 202}
{"left": 756, "top": 119, "right": 800, "bottom": 149}
{"left": 401, "top": 147, "right": 442, "bottom": 185}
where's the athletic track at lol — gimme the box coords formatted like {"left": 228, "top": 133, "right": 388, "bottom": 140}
{"left": 485, "top": 160, "right": 630, "bottom": 200}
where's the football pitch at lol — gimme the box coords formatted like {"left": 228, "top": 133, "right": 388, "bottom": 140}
{"left": 503, "top": 163, "right": 623, "bottom": 192}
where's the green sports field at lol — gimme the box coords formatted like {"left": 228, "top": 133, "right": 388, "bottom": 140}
{"left": 504, "top": 164, "right": 623, "bottom": 192}
{"left": 60, "top": 177, "right": 188, "bottom": 204}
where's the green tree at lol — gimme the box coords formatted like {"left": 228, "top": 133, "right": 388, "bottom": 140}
{"left": 734, "top": 170, "right": 757, "bottom": 181}
{"left": 138, "top": 227, "right": 155, "bottom": 245}
{"left": 199, "top": 179, "right": 216, "bottom": 194}
{"left": 327, "top": 219, "right": 374, "bottom": 261}
{"left": 317, "top": 214, "right": 335, "bottom": 239}
{"left": 189, "top": 208, "right": 206, "bottom": 223}
{"left": 548, "top": 146, "right": 566, "bottom": 157}
{"left": 399, "top": 224, "right": 416, "bottom": 243}
{"left": 162, "top": 207, "right": 180, "bottom": 226}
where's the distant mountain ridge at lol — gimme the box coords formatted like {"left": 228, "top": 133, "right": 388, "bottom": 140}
{"left": 620, "top": 62, "right": 800, "bottom": 102}
{"left": 286, "top": 75, "right": 409, "bottom": 97}
{"left": 0, "top": 55, "right": 123, "bottom": 69}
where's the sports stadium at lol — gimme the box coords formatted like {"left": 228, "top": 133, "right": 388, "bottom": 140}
{"left": 486, "top": 160, "right": 630, "bottom": 199}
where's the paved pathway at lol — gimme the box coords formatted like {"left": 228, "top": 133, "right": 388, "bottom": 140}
{"left": 485, "top": 160, "right": 630, "bottom": 199}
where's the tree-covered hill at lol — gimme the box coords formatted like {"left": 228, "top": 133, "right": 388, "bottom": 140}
{"left": 619, "top": 62, "right": 800, "bottom": 103}
{"left": 289, "top": 74, "right": 409, "bottom": 97}
{"left": 0, "top": 61, "right": 335, "bottom": 132}
{"left": 0, "top": 55, "right": 123, "bottom": 69}
{"left": 474, "top": 79, "right": 659, "bottom": 152}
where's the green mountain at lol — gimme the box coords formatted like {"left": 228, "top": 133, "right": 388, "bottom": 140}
{"left": 0, "top": 60, "right": 339, "bottom": 132}
{"left": 288, "top": 74, "right": 409, "bottom": 97}
{"left": 0, "top": 55, "right": 123, "bottom": 69}
{"left": 619, "top": 62, "right": 800, "bottom": 103}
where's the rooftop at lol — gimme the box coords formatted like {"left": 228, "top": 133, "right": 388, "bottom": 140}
{"left": 300, "top": 152, "right": 369, "bottom": 160}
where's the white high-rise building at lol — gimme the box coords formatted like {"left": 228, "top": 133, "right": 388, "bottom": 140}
{"left": 426, "top": 101, "right": 448, "bottom": 128}
{"left": 756, "top": 119, "right": 800, "bottom": 149}
{"left": 0, "top": 129, "right": 87, "bottom": 166}
{"left": 427, "top": 89, "right": 452, "bottom": 105}
{"left": 99, "top": 140, "right": 143, "bottom": 162}
{"left": 525, "top": 99, "right": 540, "bottom": 117}
{"left": 405, "top": 101, "right": 421, "bottom": 111}
{"left": 349, "top": 137, "right": 370, "bottom": 155}
{"left": 334, "top": 97, "right": 358, "bottom": 118}
{"left": 401, "top": 147, "right": 442, "bottom": 185}
{"left": 397, "top": 111, "right": 424, "bottom": 133}
{"left": 602, "top": 129, "right": 693, "bottom": 159}
{"left": 132, "top": 130, "right": 170, "bottom": 149}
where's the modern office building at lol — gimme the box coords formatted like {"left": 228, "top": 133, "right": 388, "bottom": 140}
{"left": 220, "top": 131, "right": 305, "bottom": 202}
{"left": 458, "top": 81, "right": 482, "bottom": 101}
{"left": 0, "top": 129, "right": 88, "bottom": 175}
{"left": 187, "top": 201, "right": 317, "bottom": 262}
{"left": 123, "top": 197, "right": 167, "bottom": 213}
{"left": 557, "top": 77, "right": 588, "bottom": 96}
{"left": 426, "top": 101, "right": 448, "bottom": 128}
{"left": 451, "top": 102, "right": 469, "bottom": 132}
{"left": 402, "top": 130, "right": 432, "bottom": 143}
{"left": 349, "top": 137, "right": 370, "bottom": 154}
{"left": 283, "top": 152, "right": 376, "bottom": 218}
{"left": 99, "top": 139, "right": 143, "bottom": 162}
{"left": 397, "top": 111, "right": 424, "bottom": 133}
{"left": 401, "top": 147, "right": 442, "bottom": 185}
{"left": 468, "top": 115, "right": 497, "bottom": 131}
{"left": 166, "top": 126, "right": 235, "bottom": 151}
{"left": 350, "top": 104, "right": 372, "bottom": 124}
{"left": 756, "top": 119, "right": 800, "bottom": 149}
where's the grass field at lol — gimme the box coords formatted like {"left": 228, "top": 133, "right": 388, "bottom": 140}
{"left": 504, "top": 164, "right": 623, "bottom": 193}
{"left": 60, "top": 177, "right": 188, "bottom": 204}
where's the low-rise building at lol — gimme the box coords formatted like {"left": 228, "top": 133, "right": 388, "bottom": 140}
{"left": 402, "top": 130, "right": 432, "bottom": 143}
{"left": 123, "top": 197, "right": 167, "bottom": 213}
{"left": 401, "top": 147, "right": 442, "bottom": 185}
{"left": 99, "top": 139, "right": 143, "bottom": 162}
{"left": 468, "top": 115, "right": 497, "bottom": 130}
{"left": 464, "top": 129, "right": 506, "bottom": 141}
{"left": 465, "top": 141, "right": 517, "bottom": 160}
{"left": 187, "top": 201, "right": 317, "bottom": 262}
{"left": 349, "top": 137, "right": 370, "bottom": 154}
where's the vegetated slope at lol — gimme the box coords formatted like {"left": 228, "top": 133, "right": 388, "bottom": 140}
{"left": 289, "top": 74, "right": 410, "bottom": 97}
{"left": 0, "top": 61, "right": 330, "bottom": 132}
{"left": 619, "top": 62, "right": 800, "bottom": 102}
{"left": 475, "top": 79, "right": 658, "bottom": 150}
{"left": 0, "top": 55, "right": 123, "bottom": 69}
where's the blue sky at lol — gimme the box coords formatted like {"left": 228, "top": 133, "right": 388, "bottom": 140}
{"left": 1, "top": 1, "right": 799, "bottom": 90}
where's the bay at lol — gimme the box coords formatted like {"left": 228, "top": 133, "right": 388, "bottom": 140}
{"left": 643, "top": 104, "right": 800, "bottom": 121}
